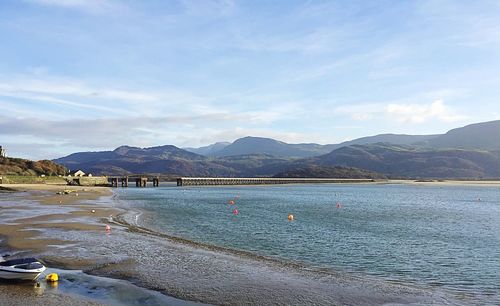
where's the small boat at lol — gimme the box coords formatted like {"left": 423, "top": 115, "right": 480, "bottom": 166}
{"left": 0, "top": 257, "right": 46, "bottom": 281}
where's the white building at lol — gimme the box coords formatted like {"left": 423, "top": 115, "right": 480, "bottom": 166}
{"left": 73, "top": 170, "right": 86, "bottom": 177}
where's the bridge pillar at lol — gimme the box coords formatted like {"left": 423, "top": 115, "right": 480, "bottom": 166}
{"left": 111, "top": 178, "right": 118, "bottom": 187}
{"left": 121, "top": 177, "right": 128, "bottom": 187}
{"left": 152, "top": 177, "right": 159, "bottom": 187}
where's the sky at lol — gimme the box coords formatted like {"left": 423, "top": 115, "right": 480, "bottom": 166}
{"left": 1, "top": 0, "right": 500, "bottom": 160}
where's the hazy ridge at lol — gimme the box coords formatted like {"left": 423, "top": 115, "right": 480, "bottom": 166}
{"left": 53, "top": 120, "right": 500, "bottom": 179}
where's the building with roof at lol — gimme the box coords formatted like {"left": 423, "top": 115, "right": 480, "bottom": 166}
{"left": 70, "top": 170, "right": 86, "bottom": 177}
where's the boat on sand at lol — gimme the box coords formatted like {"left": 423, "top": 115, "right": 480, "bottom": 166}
{"left": 0, "top": 256, "right": 46, "bottom": 281}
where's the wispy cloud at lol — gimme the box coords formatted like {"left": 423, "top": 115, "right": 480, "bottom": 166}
{"left": 0, "top": 74, "right": 218, "bottom": 119}
{"left": 0, "top": 76, "right": 159, "bottom": 103}
{"left": 10, "top": 93, "right": 127, "bottom": 114}
{"left": 2, "top": 1, "right": 499, "bottom": 159}
{"left": 385, "top": 100, "right": 467, "bottom": 123}
{"left": 180, "top": 0, "right": 236, "bottom": 17}
{"left": 0, "top": 114, "right": 327, "bottom": 159}
{"left": 333, "top": 90, "right": 469, "bottom": 125}
{"left": 417, "top": 0, "right": 500, "bottom": 47}
{"left": 25, "top": 0, "right": 125, "bottom": 14}
{"left": 229, "top": 26, "right": 350, "bottom": 54}
{"left": 0, "top": 114, "right": 230, "bottom": 149}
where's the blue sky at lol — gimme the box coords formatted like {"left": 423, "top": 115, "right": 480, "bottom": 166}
{"left": 1, "top": 0, "right": 500, "bottom": 159}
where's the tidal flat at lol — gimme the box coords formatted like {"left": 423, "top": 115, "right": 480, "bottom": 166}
{"left": 1, "top": 182, "right": 497, "bottom": 305}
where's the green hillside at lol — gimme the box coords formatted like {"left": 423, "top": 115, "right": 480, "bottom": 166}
{"left": 313, "top": 143, "right": 500, "bottom": 179}
{"left": 274, "top": 165, "right": 386, "bottom": 179}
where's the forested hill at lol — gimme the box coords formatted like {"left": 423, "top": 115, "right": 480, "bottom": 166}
{"left": 311, "top": 143, "right": 500, "bottom": 179}
{"left": 0, "top": 156, "right": 67, "bottom": 176}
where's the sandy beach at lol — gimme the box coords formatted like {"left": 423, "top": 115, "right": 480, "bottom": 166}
{"left": 0, "top": 182, "right": 479, "bottom": 305}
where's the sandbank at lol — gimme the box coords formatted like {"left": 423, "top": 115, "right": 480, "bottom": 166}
{"left": 388, "top": 179, "right": 500, "bottom": 187}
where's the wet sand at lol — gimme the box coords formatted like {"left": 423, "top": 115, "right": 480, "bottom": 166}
{"left": 0, "top": 282, "right": 101, "bottom": 306}
{"left": 0, "top": 183, "right": 472, "bottom": 305}
{"left": 0, "top": 184, "right": 118, "bottom": 305}
{"left": 0, "top": 185, "right": 116, "bottom": 254}
{"left": 389, "top": 179, "right": 500, "bottom": 187}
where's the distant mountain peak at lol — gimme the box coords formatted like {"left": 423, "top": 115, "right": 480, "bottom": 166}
{"left": 426, "top": 120, "right": 500, "bottom": 150}
{"left": 214, "top": 136, "right": 326, "bottom": 158}
{"left": 183, "top": 142, "right": 231, "bottom": 156}
{"left": 238, "top": 136, "right": 282, "bottom": 141}
{"left": 113, "top": 145, "right": 140, "bottom": 155}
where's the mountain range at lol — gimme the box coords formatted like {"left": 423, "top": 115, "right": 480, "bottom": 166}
{"left": 310, "top": 143, "right": 500, "bottom": 179}
{"left": 54, "top": 120, "right": 500, "bottom": 179}
{"left": 57, "top": 145, "right": 235, "bottom": 177}
{"left": 183, "top": 134, "right": 438, "bottom": 158}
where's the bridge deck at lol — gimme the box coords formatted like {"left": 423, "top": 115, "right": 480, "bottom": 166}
{"left": 176, "top": 177, "right": 375, "bottom": 186}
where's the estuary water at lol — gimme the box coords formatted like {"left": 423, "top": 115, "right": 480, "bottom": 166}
{"left": 116, "top": 183, "right": 500, "bottom": 302}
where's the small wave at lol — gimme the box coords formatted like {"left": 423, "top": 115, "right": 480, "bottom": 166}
{"left": 112, "top": 212, "right": 339, "bottom": 275}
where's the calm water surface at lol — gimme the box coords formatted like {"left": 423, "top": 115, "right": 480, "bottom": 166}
{"left": 116, "top": 184, "right": 500, "bottom": 299}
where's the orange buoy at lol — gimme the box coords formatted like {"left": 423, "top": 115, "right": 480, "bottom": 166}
{"left": 228, "top": 200, "right": 235, "bottom": 205}
{"left": 288, "top": 214, "right": 294, "bottom": 221}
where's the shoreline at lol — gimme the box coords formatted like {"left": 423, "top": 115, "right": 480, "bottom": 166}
{"left": 0, "top": 183, "right": 479, "bottom": 305}
{"left": 388, "top": 179, "right": 500, "bottom": 187}
{"left": 0, "top": 184, "right": 201, "bottom": 305}
{"left": 0, "top": 184, "right": 117, "bottom": 305}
